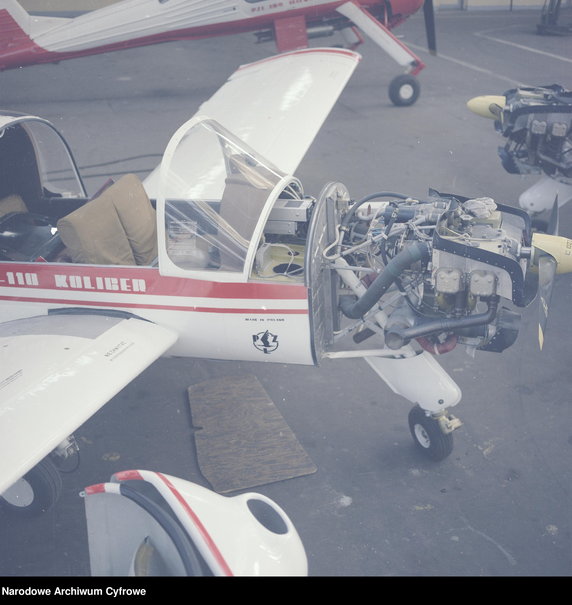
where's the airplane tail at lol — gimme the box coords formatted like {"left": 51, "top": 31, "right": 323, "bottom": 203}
{"left": 0, "top": 0, "right": 34, "bottom": 67}
{"left": 0, "top": 0, "right": 68, "bottom": 70}
{"left": 0, "top": 0, "right": 32, "bottom": 43}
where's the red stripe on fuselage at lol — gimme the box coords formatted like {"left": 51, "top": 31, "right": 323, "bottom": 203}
{"left": 0, "top": 263, "right": 309, "bottom": 314}
{"left": 0, "top": 263, "right": 307, "bottom": 299}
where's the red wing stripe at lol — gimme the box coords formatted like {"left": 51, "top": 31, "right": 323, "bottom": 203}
{"left": 238, "top": 46, "right": 361, "bottom": 71}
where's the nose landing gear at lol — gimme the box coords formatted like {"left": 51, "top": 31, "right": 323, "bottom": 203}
{"left": 408, "top": 405, "right": 462, "bottom": 461}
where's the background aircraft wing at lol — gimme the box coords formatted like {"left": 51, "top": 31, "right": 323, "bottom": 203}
{"left": 144, "top": 47, "right": 360, "bottom": 194}
{"left": 0, "top": 313, "right": 177, "bottom": 494}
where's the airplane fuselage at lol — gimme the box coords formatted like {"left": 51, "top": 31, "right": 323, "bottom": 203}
{"left": 0, "top": 0, "right": 422, "bottom": 69}
{"left": 0, "top": 261, "right": 316, "bottom": 364}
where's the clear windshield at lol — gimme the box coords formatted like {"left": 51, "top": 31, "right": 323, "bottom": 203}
{"left": 161, "top": 119, "right": 285, "bottom": 273}
{"left": 23, "top": 120, "right": 86, "bottom": 198}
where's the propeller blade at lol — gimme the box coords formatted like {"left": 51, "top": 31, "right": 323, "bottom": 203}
{"left": 423, "top": 0, "right": 437, "bottom": 55}
{"left": 537, "top": 253, "right": 557, "bottom": 350}
{"left": 546, "top": 195, "right": 559, "bottom": 236}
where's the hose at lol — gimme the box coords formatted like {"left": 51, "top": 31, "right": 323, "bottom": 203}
{"left": 388, "top": 296, "right": 500, "bottom": 347}
{"left": 340, "top": 240, "right": 431, "bottom": 319}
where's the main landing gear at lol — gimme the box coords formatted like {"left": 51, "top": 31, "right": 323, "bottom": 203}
{"left": 0, "top": 436, "right": 78, "bottom": 517}
{"left": 389, "top": 74, "right": 420, "bottom": 107}
{"left": 408, "top": 405, "right": 462, "bottom": 461}
{"left": 1, "top": 458, "right": 62, "bottom": 517}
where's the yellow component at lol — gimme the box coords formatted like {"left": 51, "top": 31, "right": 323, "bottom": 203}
{"left": 532, "top": 233, "right": 572, "bottom": 274}
{"left": 466, "top": 95, "right": 506, "bottom": 120}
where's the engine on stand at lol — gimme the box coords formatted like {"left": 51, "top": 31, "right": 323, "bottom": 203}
{"left": 468, "top": 84, "right": 572, "bottom": 217}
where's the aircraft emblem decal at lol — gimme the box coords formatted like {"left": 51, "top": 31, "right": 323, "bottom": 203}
{"left": 253, "top": 330, "right": 279, "bottom": 354}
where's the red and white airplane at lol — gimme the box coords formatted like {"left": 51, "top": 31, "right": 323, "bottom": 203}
{"left": 0, "top": 0, "right": 436, "bottom": 105}
{"left": 1, "top": 46, "right": 570, "bottom": 522}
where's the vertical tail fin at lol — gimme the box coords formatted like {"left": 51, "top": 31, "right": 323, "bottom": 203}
{"left": 0, "top": 0, "right": 32, "bottom": 53}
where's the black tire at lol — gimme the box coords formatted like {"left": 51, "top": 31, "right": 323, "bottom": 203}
{"left": 408, "top": 405, "right": 454, "bottom": 461}
{"left": 1, "top": 457, "right": 63, "bottom": 517}
{"left": 388, "top": 74, "right": 420, "bottom": 107}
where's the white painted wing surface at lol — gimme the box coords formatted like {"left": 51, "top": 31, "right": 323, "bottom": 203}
{"left": 144, "top": 47, "right": 361, "bottom": 195}
{"left": 0, "top": 314, "right": 177, "bottom": 494}
{"left": 197, "top": 48, "right": 361, "bottom": 175}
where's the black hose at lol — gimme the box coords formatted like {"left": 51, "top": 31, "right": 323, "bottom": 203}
{"left": 340, "top": 241, "right": 431, "bottom": 319}
{"left": 388, "top": 296, "right": 500, "bottom": 346}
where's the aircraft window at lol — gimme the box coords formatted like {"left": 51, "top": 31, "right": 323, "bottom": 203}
{"left": 165, "top": 198, "right": 249, "bottom": 272}
{"left": 23, "top": 122, "right": 85, "bottom": 199}
{"left": 161, "top": 119, "right": 285, "bottom": 274}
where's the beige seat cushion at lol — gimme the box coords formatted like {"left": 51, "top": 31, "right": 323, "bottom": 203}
{"left": 107, "top": 174, "right": 157, "bottom": 265}
{"left": 57, "top": 174, "right": 157, "bottom": 266}
{"left": 57, "top": 195, "right": 135, "bottom": 265}
{"left": 0, "top": 194, "right": 27, "bottom": 218}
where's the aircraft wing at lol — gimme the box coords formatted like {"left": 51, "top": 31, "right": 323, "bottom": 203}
{"left": 0, "top": 313, "right": 177, "bottom": 494}
{"left": 144, "top": 47, "right": 361, "bottom": 194}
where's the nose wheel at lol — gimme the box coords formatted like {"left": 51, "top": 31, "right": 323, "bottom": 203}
{"left": 408, "top": 405, "right": 460, "bottom": 461}
{"left": 388, "top": 74, "right": 420, "bottom": 107}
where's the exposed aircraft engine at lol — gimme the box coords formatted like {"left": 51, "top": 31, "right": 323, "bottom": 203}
{"left": 494, "top": 84, "right": 572, "bottom": 181}
{"left": 329, "top": 190, "right": 537, "bottom": 358}
{"left": 467, "top": 85, "right": 572, "bottom": 216}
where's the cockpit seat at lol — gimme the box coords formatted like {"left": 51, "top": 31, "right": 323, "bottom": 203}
{"left": 57, "top": 174, "right": 157, "bottom": 266}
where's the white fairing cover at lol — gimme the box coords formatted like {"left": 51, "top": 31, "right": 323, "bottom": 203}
{"left": 84, "top": 470, "right": 308, "bottom": 577}
{"left": 519, "top": 175, "right": 572, "bottom": 214}
{"left": 0, "top": 315, "right": 177, "bottom": 494}
{"left": 144, "top": 48, "right": 361, "bottom": 195}
{"left": 365, "top": 353, "right": 461, "bottom": 414}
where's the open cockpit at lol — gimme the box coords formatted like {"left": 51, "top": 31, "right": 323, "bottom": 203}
{"left": 0, "top": 115, "right": 312, "bottom": 285}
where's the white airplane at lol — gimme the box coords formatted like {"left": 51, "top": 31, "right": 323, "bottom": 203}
{"left": 0, "top": 0, "right": 436, "bottom": 106}
{"left": 1, "top": 47, "right": 572, "bottom": 524}
{"left": 467, "top": 85, "right": 572, "bottom": 219}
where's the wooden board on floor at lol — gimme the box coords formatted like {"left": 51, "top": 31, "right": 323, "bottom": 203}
{"left": 188, "top": 374, "right": 317, "bottom": 493}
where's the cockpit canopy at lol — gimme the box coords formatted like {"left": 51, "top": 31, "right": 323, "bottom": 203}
{"left": 0, "top": 114, "right": 86, "bottom": 205}
{"left": 157, "top": 117, "right": 301, "bottom": 282}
